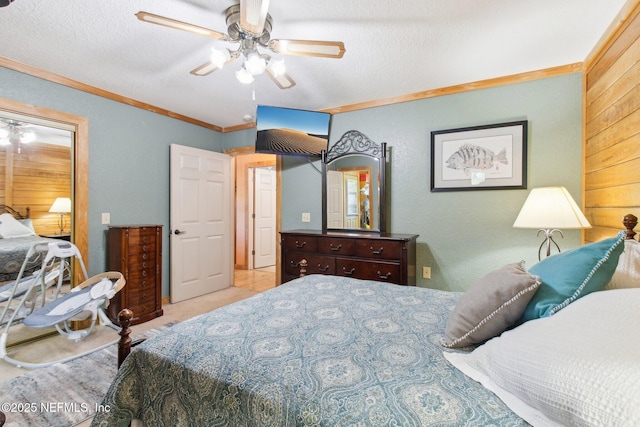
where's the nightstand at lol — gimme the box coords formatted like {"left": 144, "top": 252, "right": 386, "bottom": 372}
{"left": 40, "top": 233, "right": 71, "bottom": 241}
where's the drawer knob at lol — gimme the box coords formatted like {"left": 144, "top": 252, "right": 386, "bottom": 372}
{"left": 369, "top": 246, "right": 384, "bottom": 255}
{"left": 142, "top": 270, "right": 147, "bottom": 277}
{"left": 295, "top": 240, "right": 306, "bottom": 249}
{"left": 342, "top": 267, "right": 356, "bottom": 276}
{"left": 377, "top": 271, "right": 392, "bottom": 280}
{"left": 141, "top": 280, "right": 147, "bottom": 287}
{"left": 329, "top": 243, "right": 342, "bottom": 251}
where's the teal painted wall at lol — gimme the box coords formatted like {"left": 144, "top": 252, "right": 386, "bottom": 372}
{"left": 0, "top": 67, "right": 223, "bottom": 296}
{"left": 279, "top": 74, "right": 584, "bottom": 291}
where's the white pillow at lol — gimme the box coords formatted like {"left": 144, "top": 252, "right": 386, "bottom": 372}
{"left": 606, "top": 239, "right": 640, "bottom": 289}
{"left": 444, "top": 288, "right": 640, "bottom": 427}
{"left": 0, "top": 213, "right": 36, "bottom": 238}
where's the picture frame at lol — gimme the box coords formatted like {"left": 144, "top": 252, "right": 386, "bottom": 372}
{"left": 430, "top": 120, "right": 527, "bottom": 192}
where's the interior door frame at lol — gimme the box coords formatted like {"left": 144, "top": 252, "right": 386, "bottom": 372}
{"left": 225, "top": 146, "right": 281, "bottom": 283}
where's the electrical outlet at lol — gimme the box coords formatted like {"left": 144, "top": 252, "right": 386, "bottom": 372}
{"left": 302, "top": 212, "right": 311, "bottom": 223}
{"left": 422, "top": 266, "right": 431, "bottom": 279}
{"left": 101, "top": 212, "right": 110, "bottom": 225}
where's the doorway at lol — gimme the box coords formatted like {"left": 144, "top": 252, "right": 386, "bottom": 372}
{"left": 249, "top": 166, "right": 276, "bottom": 269}
{"left": 228, "top": 150, "right": 278, "bottom": 273}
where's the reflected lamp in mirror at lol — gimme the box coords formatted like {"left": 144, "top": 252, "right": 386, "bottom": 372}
{"left": 49, "top": 197, "right": 71, "bottom": 234}
{"left": 513, "top": 186, "right": 591, "bottom": 260}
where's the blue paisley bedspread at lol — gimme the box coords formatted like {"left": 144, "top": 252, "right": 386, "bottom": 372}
{"left": 92, "top": 275, "right": 527, "bottom": 427}
{"left": 0, "top": 236, "right": 56, "bottom": 282}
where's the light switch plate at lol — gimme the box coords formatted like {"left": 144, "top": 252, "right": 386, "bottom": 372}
{"left": 101, "top": 212, "right": 110, "bottom": 225}
{"left": 302, "top": 212, "right": 311, "bottom": 222}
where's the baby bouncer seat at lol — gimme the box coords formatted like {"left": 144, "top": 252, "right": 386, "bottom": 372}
{"left": 0, "top": 241, "right": 125, "bottom": 369}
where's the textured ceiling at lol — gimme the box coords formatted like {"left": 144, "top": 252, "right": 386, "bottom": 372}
{"left": 0, "top": 0, "right": 629, "bottom": 129}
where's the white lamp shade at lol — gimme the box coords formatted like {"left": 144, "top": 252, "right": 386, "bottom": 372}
{"left": 49, "top": 197, "right": 71, "bottom": 214}
{"left": 513, "top": 186, "right": 591, "bottom": 229}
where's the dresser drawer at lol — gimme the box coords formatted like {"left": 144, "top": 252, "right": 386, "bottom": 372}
{"left": 336, "top": 258, "right": 401, "bottom": 283}
{"left": 126, "top": 266, "right": 156, "bottom": 281}
{"left": 128, "top": 252, "right": 156, "bottom": 266}
{"left": 285, "top": 253, "right": 335, "bottom": 276}
{"left": 126, "top": 228, "right": 158, "bottom": 246}
{"left": 317, "top": 237, "right": 356, "bottom": 256}
{"left": 283, "top": 235, "right": 318, "bottom": 253}
{"left": 356, "top": 239, "right": 404, "bottom": 260}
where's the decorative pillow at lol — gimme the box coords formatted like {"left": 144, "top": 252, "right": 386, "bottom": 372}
{"left": 442, "top": 261, "right": 540, "bottom": 349}
{"left": 606, "top": 238, "right": 640, "bottom": 290}
{"left": 18, "top": 218, "right": 35, "bottom": 233}
{"left": 519, "top": 231, "right": 625, "bottom": 323}
{"left": 0, "top": 213, "right": 36, "bottom": 238}
{"left": 445, "top": 288, "right": 640, "bottom": 427}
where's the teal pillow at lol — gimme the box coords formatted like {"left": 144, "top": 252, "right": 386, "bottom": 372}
{"left": 519, "top": 231, "right": 626, "bottom": 323}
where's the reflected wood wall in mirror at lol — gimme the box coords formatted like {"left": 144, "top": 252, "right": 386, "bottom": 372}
{"left": 322, "top": 130, "right": 386, "bottom": 233}
{"left": 0, "top": 118, "right": 72, "bottom": 235}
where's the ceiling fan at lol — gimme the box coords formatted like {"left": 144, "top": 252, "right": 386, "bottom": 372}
{"left": 136, "top": 0, "right": 346, "bottom": 89}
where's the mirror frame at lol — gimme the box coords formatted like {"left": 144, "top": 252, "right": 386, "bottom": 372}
{"left": 0, "top": 96, "right": 89, "bottom": 283}
{"left": 322, "top": 130, "right": 387, "bottom": 233}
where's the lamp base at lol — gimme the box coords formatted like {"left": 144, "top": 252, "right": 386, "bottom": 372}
{"left": 536, "top": 229, "right": 563, "bottom": 261}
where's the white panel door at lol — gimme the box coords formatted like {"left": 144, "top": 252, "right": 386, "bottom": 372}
{"left": 253, "top": 167, "right": 276, "bottom": 269}
{"left": 170, "top": 144, "right": 233, "bottom": 303}
{"left": 327, "top": 170, "right": 344, "bottom": 228}
{"left": 343, "top": 171, "right": 360, "bottom": 228}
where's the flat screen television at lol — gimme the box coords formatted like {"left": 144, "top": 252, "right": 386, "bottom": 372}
{"left": 255, "top": 105, "right": 331, "bottom": 157}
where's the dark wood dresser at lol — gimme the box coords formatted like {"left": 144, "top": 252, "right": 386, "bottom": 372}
{"left": 108, "top": 225, "right": 163, "bottom": 325}
{"left": 281, "top": 230, "right": 418, "bottom": 285}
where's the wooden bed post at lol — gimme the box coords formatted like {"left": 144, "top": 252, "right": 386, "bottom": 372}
{"left": 117, "top": 308, "right": 133, "bottom": 368}
{"left": 623, "top": 214, "right": 638, "bottom": 241}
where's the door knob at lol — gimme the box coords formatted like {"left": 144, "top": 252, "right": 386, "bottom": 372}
{"left": 173, "top": 229, "right": 186, "bottom": 235}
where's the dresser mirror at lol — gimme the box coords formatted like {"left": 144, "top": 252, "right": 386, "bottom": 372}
{"left": 322, "top": 130, "right": 387, "bottom": 233}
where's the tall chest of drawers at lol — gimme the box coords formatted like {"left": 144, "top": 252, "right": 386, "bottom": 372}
{"left": 281, "top": 230, "right": 418, "bottom": 285}
{"left": 108, "top": 225, "right": 163, "bottom": 325}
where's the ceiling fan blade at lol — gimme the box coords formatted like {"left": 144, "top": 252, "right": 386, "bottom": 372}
{"left": 266, "top": 68, "right": 296, "bottom": 89}
{"left": 190, "top": 61, "right": 219, "bottom": 76}
{"left": 190, "top": 51, "right": 240, "bottom": 76}
{"left": 136, "top": 11, "right": 229, "bottom": 40}
{"left": 269, "top": 39, "right": 346, "bottom": 58}
{"left": 240, "top": 0, "right": 270, "bottom": 35}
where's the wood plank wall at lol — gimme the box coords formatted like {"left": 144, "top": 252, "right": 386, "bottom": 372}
{"left": 0, "top": 141, "right": 71, "bottom": 235}
{"left": 584, "top": 0, "right": 640, "bottom": 242}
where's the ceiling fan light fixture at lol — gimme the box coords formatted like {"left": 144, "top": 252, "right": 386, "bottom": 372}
{"left": 0, "top": 138, "right": 9, "bottom": 146}
{"left": 0, "top": 128, "right": 8, "bottom": 139}
{"left": 267, "top": 58, "right": 285, "bottom": 76}
{"left": 236, "top": 67, "right": 255, "bottom": 84}
{"left": 21, "top": 131, "right": 35, "bottom": 143}
{"left": 245, "top": 52, "right": 267, "bottom": 75}
{"left": 210, "top": 47, "right": 231, "bottom": 69}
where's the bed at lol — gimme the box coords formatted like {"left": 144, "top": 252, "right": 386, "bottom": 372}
{"left": 0, "top": 205, "right": 58, "bottom": 282}
{"left": 92, "top": 215, "right": 640, "bottom": 427}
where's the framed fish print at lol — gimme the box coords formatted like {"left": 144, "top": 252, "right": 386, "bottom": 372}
{"left": 430, "top": 120, "right": 527, "bottom": 192}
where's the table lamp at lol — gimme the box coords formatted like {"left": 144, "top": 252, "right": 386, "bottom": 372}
{"left": 513, "top": 186, "right": 591, "bottom": 260}
{"left": 49, "top": 197, "right": 71, "bottom": 234}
